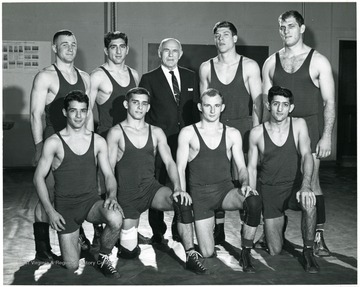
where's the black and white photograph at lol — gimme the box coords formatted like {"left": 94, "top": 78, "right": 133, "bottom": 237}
{"left": 2, "top": 1, "right": 357, "bottom": 285}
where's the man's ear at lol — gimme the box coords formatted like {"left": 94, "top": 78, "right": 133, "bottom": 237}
{"left": 197, "top": 102, "right": 202, "bottom": 112}
{"left": 221, "top": 104, "right": 225, "bottom": 112}
{"left": 62, "top": 108, "right": 67, "bottom": 117}
{"left": 300, "top": 24, "right": 306, "bottom": 34}
{"left": 52, "top": 44, "right": 57, "bottom": 54}
{"left": 123, "top": 100, "right": 128, "bottom": 109}
{"left": 266, "top": 101, "right": 271, "bottom": 111}
{"left": 104, "top": 47, "right": 108, "bottom": 56}
{"left": 289, "top": 104, "right": 295, "bottom": 113}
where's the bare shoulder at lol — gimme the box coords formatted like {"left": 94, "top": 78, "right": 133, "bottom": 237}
{"left": 242, "top": 56, "right": 260, "bottom": 69}
{"left": 35, "top": 65, "right": 57, "bottom": 81}
{"left": 107, "top": 124, "right": 122, "bottom": 138}
{"left": 179, "top": 124, "right": 195, "bottom": 140}
{"left": 292, "top": 117, "right": 307, "bottom": 129}
{"left": 90, "top": 66, "right": 106, "bottom": 77}
{"left": 151, "top": 125, "right": 166, "bottom": 137}
{"left": 249, "top": 124, "right": 263, "bottom": 140}
{"left": 128, "top": 66, "right": 139, "bottom": 77}
{"left": 226, "top": 125, "right": 241, "bottom": 138}
{"left": 44, "top": 133, "right": 62, "bottom": 150}
{"left": 312, "top": 50, "right": 332, "bottom": 67}
{"left": 199, "top": 59, "right": 212, "bottom": 73}
{"left": 263, "top": 52, "right": 277, "bottom": 68}
{"left": 78, "top": 68, "right": 90, "bottom": 80}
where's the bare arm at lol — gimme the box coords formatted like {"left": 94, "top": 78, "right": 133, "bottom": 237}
{"left": 295, "top": 118, "right": 315, "bottom": 208}
{"left": 247, "top": 128, "right": 260, "bottom": 190}
{"left": 316, "top": 55, "right": 336, "bottom": 158}
{"left": 199, "top": 61, "right": 210, "bottom": 95}
{"left": 157, "top": 127, "right": 192, "bottom": 205}
{"left": 106, "top": 126, "right": 122, "bottom": 172}
{"left": 176, "top": 128, "right": 191, "bottom": 192}
{"left": 246, "top": 59, "right": 263, "bottom": 126}
{"left": 80, "top": 71, "right": 93, "bottom": 131}
{"left": 33, "top": 137, "right": 65, "bottom": 231}
{"left": 156, "top": 128, "right": 181, "bottom": 190}
{"left": 261, "top": 55, "right": 275, "bottom": 123}
{"left": 96, "top": 134, "right": 122, "bottom": 212}
{"left": 230, "top": 129, "right": 249, "bottom": 187}
{"left": 30, "top": 72, "right": 49, "bottom": 165}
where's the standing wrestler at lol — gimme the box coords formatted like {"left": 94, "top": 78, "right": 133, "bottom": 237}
{"left": 177, "top": 88, "right": 262, "bottom": 273}
{"left": 30, "top": 30, "right": 91, "bottom": 262}
{"left": 262, "top": 10, "right": 335, "bottom": 256}
{"left": 107, "top": 87, "right": 208, "bottom": 274}
{"left": 89, "top": 31, "right": 139, "bottom": 245}
{"left": 139, "top": 38, "right": 199, "bottom": 243}
{"left": 199, "top": 21, "right": 262, "bottom": 244}
{"left": 248, "top": 86, "right": 319, "bottom": 273}
{"left": 33, "top": 91, "right": 123, "bottom": 278}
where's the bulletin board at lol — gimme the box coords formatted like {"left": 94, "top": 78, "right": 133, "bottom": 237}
{"left": 3, "top": 40, "right": 51, "bottom": 115}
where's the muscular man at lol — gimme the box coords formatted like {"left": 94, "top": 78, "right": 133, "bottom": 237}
{"left": 177, "top": 88, "right": 262, "bottom": 273}
{"left": 139, "top": 38, "right": 199, "bottom": 243}
{"left": 30, "top": 30, "right": 91, "bottom": 262}
{"left": 107, "top": 87, "right": 208, "bottom": 275}
{"left": 262, "top": 10, "right": 335, "bottom": 256}
{"left": 199, "top": 21, "right": 263, "bottom": 244}
{"left": 248, "top": 86, "right": 319, "bottom": 273}
{"left": 89, "top": 31, "right": 139, "bottom": 245}
{"left": 33, "top": 91, "right": 123, "bottom": 278}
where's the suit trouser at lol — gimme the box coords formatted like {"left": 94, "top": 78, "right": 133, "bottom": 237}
{"left": 149, "top": 134, "right": 179, "bottom": 237}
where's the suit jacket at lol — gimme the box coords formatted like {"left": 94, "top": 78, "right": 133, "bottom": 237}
{"left": 139, "top": 66, "right": 200, "bottom": 139}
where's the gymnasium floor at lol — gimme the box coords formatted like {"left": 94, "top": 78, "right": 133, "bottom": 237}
{"left": 2, "top": 165, "right": 357, "bottom": 285}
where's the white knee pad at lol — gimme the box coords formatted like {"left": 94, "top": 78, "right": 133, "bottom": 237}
{"left": 119, "top": 226, "right": 138, "bottom": 251}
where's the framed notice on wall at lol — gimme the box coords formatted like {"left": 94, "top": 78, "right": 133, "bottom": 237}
{"left": 3, "top": 41, "right": 51, "bottom": 72}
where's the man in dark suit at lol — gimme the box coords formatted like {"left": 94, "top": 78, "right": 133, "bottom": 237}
{"left": 139, "top": 38, "right": 199, "bottom": 243}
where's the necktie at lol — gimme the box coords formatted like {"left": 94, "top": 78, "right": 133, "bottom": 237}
{"left": 169, "top": 70, "right": 180, "bottom": 105}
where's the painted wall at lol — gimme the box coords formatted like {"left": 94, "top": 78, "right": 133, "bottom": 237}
{"left": 2, "top": 2, "right": 356, "bottom": 166}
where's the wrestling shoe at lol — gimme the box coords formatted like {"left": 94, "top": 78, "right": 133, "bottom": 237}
{"left": 186, "top": 250, "right": 210, "bottom": 275}
{"left": 303, "top": 247, "right": 320, "bottom": 273}
{"left": 138, "top": 232, "right": 152, "bottom": 244}
{"left": 35, "top": 250, "right": 61, "bottom": 263}
{"left": 117, "top": 245, "right": 141, "bottom": 259}
{"left": 96, "top": 254, "right": 121, "bottom": 279}
{"left": 214, "top": 223, "right": 225, "bottom": 245}
{"left": 314, "top": 230, "right": 330, "bottom": 256}
{"left": 239, "top": 247, "right": 255, "bottom": 273}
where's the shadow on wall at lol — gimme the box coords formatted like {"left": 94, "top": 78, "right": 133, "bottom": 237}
{"left": 3, "top": 86, "right": 34, "bottom": 168}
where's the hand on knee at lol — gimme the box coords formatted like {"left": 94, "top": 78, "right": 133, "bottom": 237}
{"left": 173, "top": 196, "right": 193, "bottom": 224}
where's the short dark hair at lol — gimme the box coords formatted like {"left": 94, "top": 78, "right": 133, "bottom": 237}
{"left": 279, "top": 10, "right": 304, "bottom": 26}
{"left": 200, "top": 88, "right": 224, "bottom": 104}
{"left": 53, "top": 30, "right": 74, "bottom": 44}
{"left": 125, "top": 87, "right": 151, "bottom": 103}
{"left": 63, "top": 90, "right": 89, "bottom": 110}
{"left": 213, "top": 21, "right": 237, "bottom": 36}
{"left": 104, "top": 31, "right": 128, "bottom": 48}
{"left": 268, "top": 86, "right": 294, "bottom": 104}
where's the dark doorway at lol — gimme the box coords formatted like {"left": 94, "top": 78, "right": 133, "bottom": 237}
{"left": 337, "top": 40, "right": 356, "bottom": 165}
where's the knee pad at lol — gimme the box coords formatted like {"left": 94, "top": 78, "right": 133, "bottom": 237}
{"left": 172, "top": 195, "right": 193, "bottom": 224}
{"left": 243, "top": 195, "right": 262, "bottom": 227}
{"left": 119, "top": 226, "right": 138, "bottom": 251}
{"left": 215, "top": 209, "right": 225, "bottom": 219}
{"left": 316, "top": 195, "right": 326, "bottom": 224}
{"left": 117, "top": 245, "right": 140, "bottom": 259}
